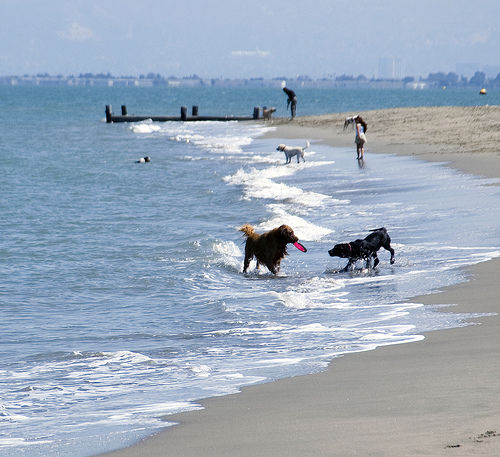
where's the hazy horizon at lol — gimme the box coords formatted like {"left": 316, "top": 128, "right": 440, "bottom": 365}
{"left": 1, "top": 1, "right": 499, "bottom": 80}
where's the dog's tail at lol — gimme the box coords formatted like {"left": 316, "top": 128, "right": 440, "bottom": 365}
{"left": 239, "top": 224, "right": 255, "bottom": 238}
{"left": 305, "top": 140, "right": 310, "bottom": 150}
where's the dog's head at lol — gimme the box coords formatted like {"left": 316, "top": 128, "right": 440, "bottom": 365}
{"left": 277, "top": 224, "right": 299, "bottom": 244}
{"left": 276, "top": 144, "right": 286, "bottom": 152}
{"left": 328, "top": 243, "right": 351, "bottom": 258}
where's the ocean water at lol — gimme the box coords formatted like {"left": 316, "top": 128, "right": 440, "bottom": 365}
{"left": 1, "top": 86, "right": 499, "bottom": 457}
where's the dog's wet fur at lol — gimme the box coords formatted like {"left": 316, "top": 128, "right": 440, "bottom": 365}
{"left": 328, "top": 227, "right": 395, "bottom": 271}
{"left": 240, "top": 224, "right": 299, "bottom": 274}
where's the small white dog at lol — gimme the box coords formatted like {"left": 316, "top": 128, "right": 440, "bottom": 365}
{"left": 277, "top": 140, "right": 309, "bottom": 164}
{"left": 343, "top": 115, "right": 359, "bottom": 130}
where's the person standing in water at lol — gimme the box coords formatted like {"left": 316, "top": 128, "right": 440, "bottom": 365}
{"left": 282, "top": 87, "right": 297, "bottom": 118}
{"left": 355, "top": 116, "right": 368, "bottom": 159}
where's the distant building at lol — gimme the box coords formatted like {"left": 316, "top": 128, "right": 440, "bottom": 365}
{"left": 378, "top": 58, "right": 402, "bottom": 79}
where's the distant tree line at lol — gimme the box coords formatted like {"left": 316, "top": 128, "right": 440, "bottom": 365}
{"left": 425, "top": 71, "right": 498, "bottom": 88}
{"left": 5, "top": 70, "right": 500, "bottom": 88}
{"left": 326, "top": 71, "right": 498, "bottom": 88}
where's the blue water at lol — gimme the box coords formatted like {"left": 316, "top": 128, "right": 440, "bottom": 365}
{"left": 1, "top": 86, "right": 499, "bottom": 456}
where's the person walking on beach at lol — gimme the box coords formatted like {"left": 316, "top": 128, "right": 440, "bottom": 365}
{"left": 355, "top": 116, "right": 368, "bottom": 159}
{"left": 283, "top": 87, "right": 297, "bottom": 118}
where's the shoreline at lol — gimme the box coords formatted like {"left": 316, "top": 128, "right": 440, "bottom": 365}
{"left": 97, "top": 107, "right": 500, "bottom": 456}
{"left": 266, "top": 106, "right": 500, "bottom": 180}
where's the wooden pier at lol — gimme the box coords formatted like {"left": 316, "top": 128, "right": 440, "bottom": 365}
{"left": 105, "top": 105, "right": 260, "bottom": 123}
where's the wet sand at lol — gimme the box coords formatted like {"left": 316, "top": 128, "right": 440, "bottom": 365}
{"left": 97, "top": 107, "right": 500, "bottom": 456}
{"left": 268, "top": 106, "right": 500, "bottom": 179}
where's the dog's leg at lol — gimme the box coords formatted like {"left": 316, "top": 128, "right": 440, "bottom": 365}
{"left": 243, "top": 256, "right": 251, "bottom": 273}
{"left": 384, "top": 245, "right": 395, "bottom": 264}
{"left": 266, "top": 262, "right": 278, "bottom": 274}
{"left": 381, "top": 235, "right": 396, "bottom": 264}
{"left": 388, "top": 248, "right": 395, "bottom": 264}
{"left": 343, "top": 260, "right": 354, "bottom": 272}
{"left": 243, "top": 249, "right": 253, "bottom": 273}
{"left": 372, "top": 255, "right": 379, "bottom": 268}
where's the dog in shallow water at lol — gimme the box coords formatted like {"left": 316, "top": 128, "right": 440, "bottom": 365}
{"left": 328, "top": 227, "right": 395, "bottom": 271}
{"left": 240, "top": 224, "right": 305, "bottom": 274}
{"left": 277, "top": 140, "right": 309, "bottom": 164}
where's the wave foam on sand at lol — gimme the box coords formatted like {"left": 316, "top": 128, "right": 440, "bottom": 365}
{"left": 97, "top": 106, "right": 500, "bottom": 457}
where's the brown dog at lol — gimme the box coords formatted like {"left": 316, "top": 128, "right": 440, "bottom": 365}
{"left": 240, "top": 224, "right": 304, "bottom": 274}
{"left": 262, "top": 107, "right": 276, "bottom": 121}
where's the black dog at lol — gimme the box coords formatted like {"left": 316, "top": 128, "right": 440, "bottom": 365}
{"left": 328, "top": 227, "right": 395, "bottom": 271}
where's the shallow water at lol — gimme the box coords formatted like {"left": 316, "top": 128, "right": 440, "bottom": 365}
{"left": 1, "top": 86, "right": 499, "bottom": 456}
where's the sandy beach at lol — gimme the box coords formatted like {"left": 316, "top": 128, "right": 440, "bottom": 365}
{"left": 97, "top": 106, "right": 500, "bottom": 457}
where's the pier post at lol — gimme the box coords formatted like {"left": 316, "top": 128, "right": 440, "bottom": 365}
{"left": 105, "top": 105, "right": 112, "bottom": 123}
{"left": 104, "top": 105, "right": 257, "bottom": 123}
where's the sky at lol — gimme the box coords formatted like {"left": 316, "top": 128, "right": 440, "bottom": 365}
{"left": 1, "top": 0, "right": 499, "bottom": 79}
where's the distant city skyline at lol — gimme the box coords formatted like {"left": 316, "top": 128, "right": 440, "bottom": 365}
{"left": 3, "top": 65, "right": 498, "bottom": 91}
{"left": 3, "top": 60, "right": 498, "bottom": 82}
{"left": 3, "top": 60, "right": 498, "bottom": 83}
{"left": 1, "top": 1, "right": 498, "bottom": 80}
